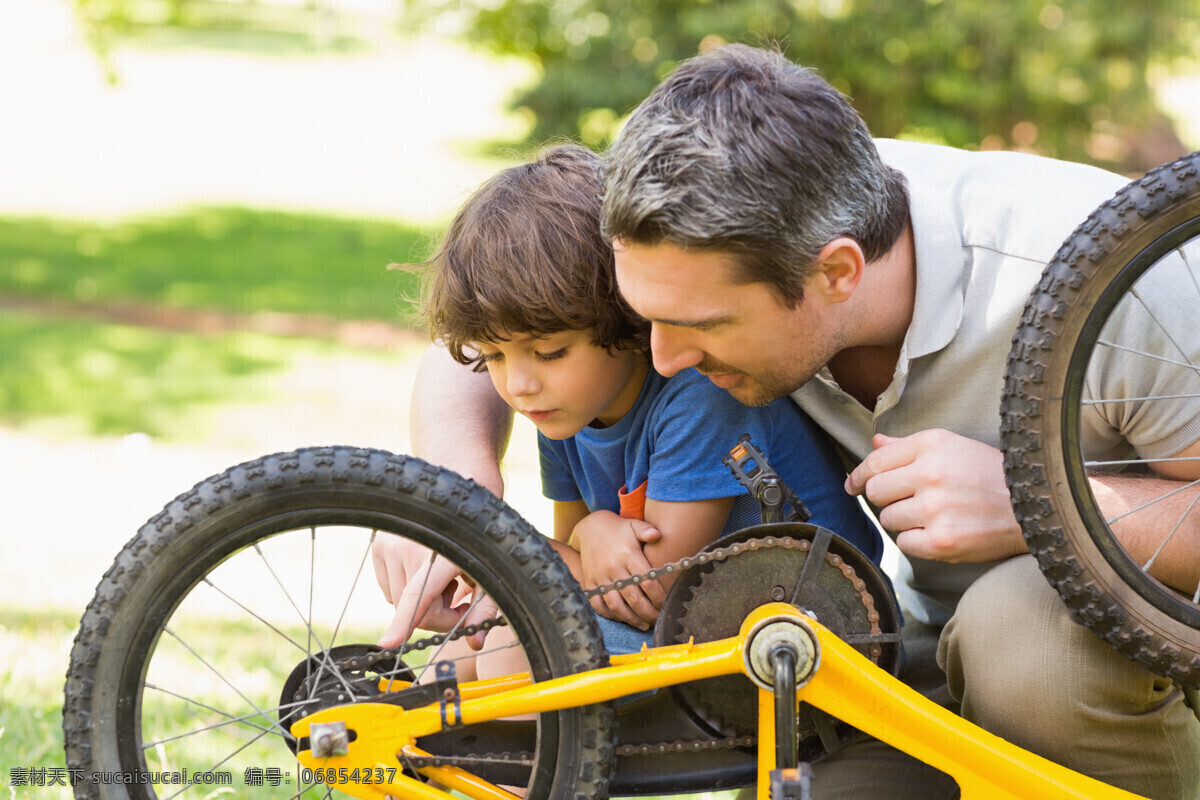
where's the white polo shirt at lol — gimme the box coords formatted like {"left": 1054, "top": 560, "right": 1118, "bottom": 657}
{"left": 791, "top": 139, "right": 1132, "bottom": 625}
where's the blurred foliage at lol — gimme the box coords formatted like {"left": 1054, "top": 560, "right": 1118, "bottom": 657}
{"left": 71, "top": 0, "right": 367, "bottom": 81}
{"left": 420, "top": 0, "right": 1199, "bottom": 171}
{"left": 69, "top": 1, "right": 1200, "bottom": 170}
{"left": 0, "top": 208, "right": 425, "bottom": 322}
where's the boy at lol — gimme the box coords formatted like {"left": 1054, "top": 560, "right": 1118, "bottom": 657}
{"left": 375, "top": 143, "right": 880, "bottom": 658}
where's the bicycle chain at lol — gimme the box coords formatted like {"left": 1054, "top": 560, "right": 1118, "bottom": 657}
{"left": 337, "top": 536, "right": 801, "bottom": 673}
{"left": 399, "top": 735, "right": 759, "bottom": 770}
{"left": 325, "top": 536, "right": 880, "bottom": 761}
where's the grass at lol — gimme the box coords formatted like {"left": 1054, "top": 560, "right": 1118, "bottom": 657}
{"left": 0, "top": 607, "right": 80, "bottom": 800}
{"left": 0, "top": 309, "right": 289, "bottom": 438}
{"left": 0, "top": 206, "right": 432, "bottom": 438}
{"left": 0, "top": 207, "right": 428, "bottom": 322}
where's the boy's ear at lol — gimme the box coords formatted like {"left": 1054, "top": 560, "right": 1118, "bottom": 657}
{"left": 809, "top": 237, "right": 864, "bottom": 303}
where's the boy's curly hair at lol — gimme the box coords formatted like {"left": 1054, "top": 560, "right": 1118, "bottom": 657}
{"left": 422, "top": 144, "right": 650, "bottom": 370}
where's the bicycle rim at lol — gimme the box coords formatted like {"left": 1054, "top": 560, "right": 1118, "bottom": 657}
{"left": 64, "top": 448, "right": 613, "bottom": 799}
{"left": 1003, "top": 152, "right": 1200, "bottom": 687}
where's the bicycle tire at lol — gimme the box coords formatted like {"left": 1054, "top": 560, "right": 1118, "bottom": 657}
{"left": 1002, "top": 151, "right": 1200, "bottom": 688}
{"left": 63, "top": 446, "right": 614, "bottom": 800}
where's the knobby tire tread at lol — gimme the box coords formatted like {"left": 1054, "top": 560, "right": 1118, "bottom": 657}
{"left": 1002, "top": 151, "right": 1200, "bottom": 688}
{"left": 63, "top": 446, "right": 614, "bottom": 800}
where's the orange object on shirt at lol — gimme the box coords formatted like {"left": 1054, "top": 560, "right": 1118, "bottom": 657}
{"left": 618, "top": 480, "right": 647, "bottom": 521}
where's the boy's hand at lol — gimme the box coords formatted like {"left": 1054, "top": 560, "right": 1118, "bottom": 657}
{"left": 372, "top": 535, "right": 497, "bottom": 649}
{"left": 573, "top": 511, "right": 666, "bottom": 630}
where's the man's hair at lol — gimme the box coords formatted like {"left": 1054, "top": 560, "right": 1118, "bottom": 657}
{"left": 601, "top": 44, "right": 909, "bottom": 305}
{"left": 424, "top": 144, "right": 649, "bottom": 370}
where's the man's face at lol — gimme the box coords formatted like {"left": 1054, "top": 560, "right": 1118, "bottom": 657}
{"left": 614, "top": 241, "right": 841, "bottom": 406}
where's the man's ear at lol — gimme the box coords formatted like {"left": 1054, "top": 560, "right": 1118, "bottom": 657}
{"left": 810, "top": 237, "right": 865, "bottom": 302}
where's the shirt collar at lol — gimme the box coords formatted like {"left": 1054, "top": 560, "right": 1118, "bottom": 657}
{"left": 890, "top": 150, "right": 967, "bottom": 362}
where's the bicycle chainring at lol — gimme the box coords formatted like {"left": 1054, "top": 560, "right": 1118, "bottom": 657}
{"left": 654, "top": 524, "right": 902, "bottom": 758}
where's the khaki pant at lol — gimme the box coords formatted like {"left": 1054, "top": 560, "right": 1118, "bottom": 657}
{"left": 742, "top": 555, "right": 1200, "bottom": 800}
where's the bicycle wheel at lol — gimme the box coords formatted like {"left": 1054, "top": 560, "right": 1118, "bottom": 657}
{"left": 63, "top": 446, "right": 614, "bottom": 800}
{"left": 1002, "top": 151, "right": 1200, "bottom": 687}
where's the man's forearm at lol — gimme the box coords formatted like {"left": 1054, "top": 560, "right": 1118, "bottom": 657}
{"left": 410, "top": 343, "right": 514, "bottom": 497}
{"left": 1091, "top": 471, "right": 1200, "bottom": 595}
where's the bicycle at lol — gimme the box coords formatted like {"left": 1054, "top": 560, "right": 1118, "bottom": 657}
{"left": 62, "top": 150, "right": 1200, "bottom": 800}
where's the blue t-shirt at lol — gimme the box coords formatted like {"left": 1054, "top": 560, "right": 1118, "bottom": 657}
{"left": 539, "top": 367, "right": 880, "bottom": 561}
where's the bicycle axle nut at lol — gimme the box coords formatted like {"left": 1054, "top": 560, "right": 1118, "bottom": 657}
{"left": 744, "top": 614, "right": 819, "bottom": 690}
{"left": 309, "top": 721, "right": 350, "bottom": 758}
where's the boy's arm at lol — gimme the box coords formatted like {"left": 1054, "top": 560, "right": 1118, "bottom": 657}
{"left": 553, "top": 499, "right": 590, "bottom": 544}
{"left": 573, "top": 497, "right": 733, "bottom": 630}
{"left": 547, "top": 500, "right": 588, "bottom": 584}
{"left": 642, "top": 496, "right": 735, "bottom": 580}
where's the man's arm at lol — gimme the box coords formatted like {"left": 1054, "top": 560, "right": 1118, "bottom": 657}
{"left": 410, "top": 343, "right": 514, "bottom": 496}
{"left": 845, "top": 430, "right": 1200, "bottom": 593}
{"left": 1092, "top": 437, "right": 1200, "bottom": 595}
{"left": 373, "top": 343, "right": 516, "bottom": 648}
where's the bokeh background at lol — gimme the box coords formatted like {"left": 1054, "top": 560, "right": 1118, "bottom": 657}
{"left": 2, "top": 0, "right": 1198, "bottom": 795}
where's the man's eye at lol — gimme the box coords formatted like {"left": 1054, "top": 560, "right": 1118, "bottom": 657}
{"left": 535, "top": 348, "right": 567, "bottom": 362}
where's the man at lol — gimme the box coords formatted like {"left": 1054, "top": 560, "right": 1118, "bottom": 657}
{"left": 405, "top": 45, "right": 1200, "bottom": 798}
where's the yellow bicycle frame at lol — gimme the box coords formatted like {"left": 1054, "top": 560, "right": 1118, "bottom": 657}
{"left": 291, "top": 604, "right": 1147, "bottom": 800}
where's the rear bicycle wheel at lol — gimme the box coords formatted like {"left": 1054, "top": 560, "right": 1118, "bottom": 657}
{"left": 63, "top": 446, "right": 613, "bottom": 799}
{"left": 1002, "top": 151, "right": 1200, "bottom": 687}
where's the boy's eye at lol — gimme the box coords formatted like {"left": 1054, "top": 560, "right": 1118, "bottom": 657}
{"left": 534, "top": 348, "right": 567, "bottom": 362}
{"left": 479, "top": 351, "right": 503, "bottom": 363}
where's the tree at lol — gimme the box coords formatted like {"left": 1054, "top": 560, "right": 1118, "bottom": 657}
{"left": 446, "top": 0, "right": 1199, "bottom": 171}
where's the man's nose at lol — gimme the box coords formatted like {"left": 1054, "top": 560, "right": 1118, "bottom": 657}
{"left": 649, "top": 325, "right": 702, "bottom": 378}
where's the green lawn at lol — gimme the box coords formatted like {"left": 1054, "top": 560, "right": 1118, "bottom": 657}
{"left": 0, "top": 207, "right": 427, "bottom": 322}
{"left": 0, "top": 206, "right": 431, "bottom": 438}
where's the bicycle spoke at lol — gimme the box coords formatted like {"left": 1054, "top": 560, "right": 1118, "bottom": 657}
{"left": 142, "top": 684, "right": 305, "bottom": 745}
{"left": 160, "top": 627, "right": 292, "bottom": 740}
{"left": 253, "top": 540, "right": 357, "bottom": 698}
{"left": 403, "top": 548, "right": 440, "bottom": 657}
{"left": 1105, "top": 476, "right": 1200, "bottom": 526}
{"left": 1095, "top": 339, "right": 1200, "bottom": 373}
{"left": 1130, "top": 286, "right": 1199, "bottom": 367}
{"left": 308, "top": 527, "right": 316, "bottom": 676}
{"left": 201, "top": 577, "right": 311, "bottom": 656}
{"left": 161, "top": 724, "right": 274, "bottom": 800}
{"left": 1086, "top": 455, "right": 1200, "bottom": 469}
{"left": 1140, "top": 490, "right": 1200, "bottom": 575}
{"left": 328, "top": 530, "right": 377, "bottom": 649}
{"left": 1085, "top": 391, "right": 1200, "bottom": 405}
{"left": 416, "top": 584, "right": 500, "bottom": 684}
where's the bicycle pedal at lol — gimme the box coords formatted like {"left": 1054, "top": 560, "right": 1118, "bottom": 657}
{"left": 769, "top": 763, "right": 813, "bottom": 800}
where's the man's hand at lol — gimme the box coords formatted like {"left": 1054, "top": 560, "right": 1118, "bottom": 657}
{"left": 845, "top": 430, "right": 1026, "bottom": 563}
{"left": 571, "top": 510, "right": 665, "bottom": 630}
{"left": 372, "top": 535, "right": 497, "bottom": 649}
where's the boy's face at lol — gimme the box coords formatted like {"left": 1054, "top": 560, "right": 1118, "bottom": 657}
{"left": 475, "top": 329, "right": 648, "bottom": 440}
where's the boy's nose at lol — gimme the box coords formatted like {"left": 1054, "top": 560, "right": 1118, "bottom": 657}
{"left": 649, "top": 325, "right": 702, "bottom": 378}
{"left": 506, "top": 367, "right": 540, "bottom": 397}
